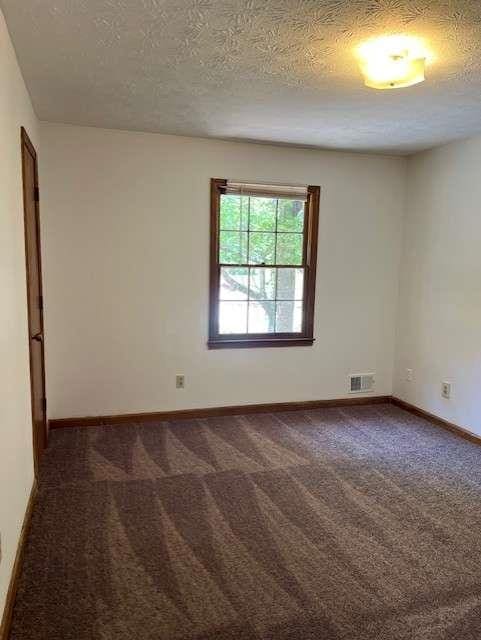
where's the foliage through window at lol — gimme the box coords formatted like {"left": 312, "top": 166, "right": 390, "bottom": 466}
{"left": 209, "top": 179, "right": 320, "bottom": 348}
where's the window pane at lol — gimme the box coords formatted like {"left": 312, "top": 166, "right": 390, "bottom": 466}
{"left": 220, "top": 195, "right": 248, "bottom": 230}
{"left": 276, "top": 301, "right": 303, "bottom": 332}
{"left": 249, "top": 267, "right": 276, "bottom": 300}
{"left": 248, "top": 301, "right": 276, "bottom": 333}
{"left": 248, "top": 197, "right": 276, "bottom": 231}
{"left": 248, "top": 232, "right": 275, "bottom": 265}
{"left": 277, "top": 268, "right": 304, "bottom": 300}
{"left": 219, "top": 231, "right": 248, "bottom": 264}
{"left": 219, "top": 301, "right": 248, "bottom": 334}
{"left": 277, "top": 199, "right": 304, "bottom": 232}
{"left": 276, "top": 233, "right": 303, "bottom": 265}
{"left": 220, "top": 267, "right": 249, "bottom": 300}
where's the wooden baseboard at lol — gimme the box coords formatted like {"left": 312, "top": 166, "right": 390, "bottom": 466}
{"left": 49, "top": 396, "right": 481, "bottom": 448}
{"left": 391, "top": 397, "right": 481, "bottom": 446}
{"left": 49, "top": 395, "right": 392, "bottom": 429}
{"left": 0, "top": 481, "right": 37, "bottom": 640}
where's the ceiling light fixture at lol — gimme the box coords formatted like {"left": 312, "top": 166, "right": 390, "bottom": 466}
{"left": 356, "top": 35, "right": 431, "bottom": 90}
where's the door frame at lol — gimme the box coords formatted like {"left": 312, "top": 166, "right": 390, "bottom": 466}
{"left": 21, "top": 126, "right": 48, "bottom": 475}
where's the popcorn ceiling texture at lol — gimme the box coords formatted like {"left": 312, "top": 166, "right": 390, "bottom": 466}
{"left": 2, "top": 0, "right": 481, "bottom": 153}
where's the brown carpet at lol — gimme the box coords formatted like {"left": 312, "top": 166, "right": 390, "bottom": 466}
{"left": 9, "top": 403, "right": 481, "bottom": 639}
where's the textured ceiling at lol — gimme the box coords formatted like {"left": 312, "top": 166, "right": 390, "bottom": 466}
{"left": 2, "top": 0, "right": 481, "bottom": 154}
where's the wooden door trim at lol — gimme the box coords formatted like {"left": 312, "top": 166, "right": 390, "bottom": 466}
{"left": 21, "top": 126, "right": 47, "bottom": 475}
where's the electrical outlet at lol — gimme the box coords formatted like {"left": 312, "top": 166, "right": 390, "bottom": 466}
{"left": 406, "top": 368, "right": 413, "bottom": 382}
{"left": 176, "top": 374, "right": 185, "bottom": 389}
{"left": 441, "top": 381, "right": 451, "bottom": 399}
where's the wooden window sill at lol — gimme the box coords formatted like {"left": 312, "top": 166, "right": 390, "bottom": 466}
{"left": 207, "top": 337, "right": 315, "bottom": 349}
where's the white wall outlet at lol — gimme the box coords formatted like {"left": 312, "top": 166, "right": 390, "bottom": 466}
{"left": 441, "top": 381, "right": 452, "bottom": 399}
{"left": 176, "top": 374, "right": 185, "bottom": 389}
{"left": 406, "top": 368, "right": 413, "bottom": 382}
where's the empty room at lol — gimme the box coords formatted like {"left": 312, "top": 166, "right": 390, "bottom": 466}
{"left": 2, "top": 1, "right": 481, "bottom": 639}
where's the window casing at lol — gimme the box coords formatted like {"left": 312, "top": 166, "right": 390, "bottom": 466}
{"left": 208, "top": 178, "right": 320, "bottom": 349}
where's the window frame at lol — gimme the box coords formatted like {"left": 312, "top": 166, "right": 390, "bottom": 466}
{"left": 208, "top": 178, "right": 320, "bottom": 349}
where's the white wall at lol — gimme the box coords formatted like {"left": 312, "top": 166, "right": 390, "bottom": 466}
{"left": 40, "top": 122, "right": 406, "bottom": 419}
{"left": 394, "top": 135, "right": 481, "bottom": 435}
{"left": 0, "top": 10, "right": 38, "bottom": 619}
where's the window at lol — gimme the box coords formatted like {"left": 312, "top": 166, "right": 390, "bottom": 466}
{"left": 208, "top": 178, "right": 320, "bottom": 348}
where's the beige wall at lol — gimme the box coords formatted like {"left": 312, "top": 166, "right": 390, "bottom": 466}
{"left": 0, "top": 10, "right": 38, "bottom": 617}
{"left": 40, "top": 122, "right": 406, "bottom": 419}
{"left": 394, "top": 135, "right": 481, "bottom": 435}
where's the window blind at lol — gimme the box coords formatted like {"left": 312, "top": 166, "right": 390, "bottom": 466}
{"left": 225, "top": 180, "right": 308, "bottom": 202}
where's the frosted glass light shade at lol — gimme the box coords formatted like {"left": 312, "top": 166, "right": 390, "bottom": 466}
{"left": 357, "top": 35, "right": 429, "bottom": 90}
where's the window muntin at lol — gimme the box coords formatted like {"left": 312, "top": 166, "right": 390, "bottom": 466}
{"left": 209, "top": 179, "right": 319, "bottom": 348}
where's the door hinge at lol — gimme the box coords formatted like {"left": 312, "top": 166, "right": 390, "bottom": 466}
{"left": 42, "top": 397, "right": 47, "bottom": 412}
{"left": 38, "top": 294, "right": 43, "bottom": 310}
{"left": 34, "top": 186, "right": 40, "bottom": 202}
